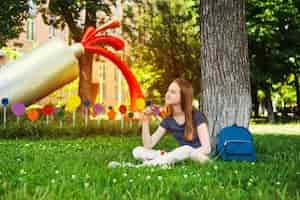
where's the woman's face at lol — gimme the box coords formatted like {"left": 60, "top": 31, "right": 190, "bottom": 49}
{"left": 165, "top": 82, "right": 181, "bottom": 106}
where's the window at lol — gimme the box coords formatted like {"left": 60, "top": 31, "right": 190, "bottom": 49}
{"left": 48, "top": 15, "right": 56, "bottom": 38}
{"left": 49, "top": 25, "right": 56, "bottom": 38}
{"left": 114, "top": 66, "right": 119, "bottom": 81}
{"left": 115, "top": 69, "right": 124, "bottom": 104}
{"left": 102, "top": 64, "right": 106, "bottom": 81}
{"left": 27, "top": 18, "right": 35, "bottom": 41}
{"left": 28, "top": 0, "right": 37, "bottom": 17}
{"left": 115, "top": 84, "right": 118, "bottom": 102}
{"left": 27, "top": 0, "right": 36, "bottom": 40}
{"left": 102, "top": 82, "right": 106, "bottom": 102}
{"left": 99, "top": 63, "right": 106, "bottom": 102}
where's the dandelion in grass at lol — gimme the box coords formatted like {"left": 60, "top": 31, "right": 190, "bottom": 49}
{"left": 213, "top": 165, "right": 218, "bottom": 170}
{"left": 123, "top": 173, "right": 127, "bottom": 177}
{"left": 146, "top": 175, "right": 151, "bottom": 180}
{"left": 55, "top": 170, "right": 59, "bottom": 175}
{"left": 20, "top": 169, "right": 26, "bottom": 175}
{"left": 158, "top": 176, "right": 162, "bottom": 181}
{"left": 183, "top": 174, "right": 188, "bottom": 178}
{"left": 113, "top": 178, "right": 117, "bottom": 183}
{"left": 206, "top": 172, "right": 210, "bottom": 176}
{"left": 84, "top": 182, "right": 89, "bottom": 188}
{"left": 160, "top": 165, "right": 168, "bottom": 169}
{"left": 276, "top": 181, "right": 280, "bottom": 185}
{"left": 129, "top": 179, "right": 133, "bottom": 183}
{"left": 234, "top": 170, "right": 238, "bottom": 174}
{"left": 51, "top": 179, "right": 55, "bottom": 184}
{"left": 71, "top": 175, "right": 76, "bottom": 179}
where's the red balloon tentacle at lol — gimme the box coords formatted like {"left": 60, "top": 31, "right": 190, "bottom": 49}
{"left": 85, "top": 36, "right": 125, "bottom": 51}
{"left": 81, "top": 27, "right": 96, "bottom": 44}
{"left": 84, "top": 45, "right": 144, "bottom": 111}
{"left": 85, "top": 20, "right": 120, "bottom": 42}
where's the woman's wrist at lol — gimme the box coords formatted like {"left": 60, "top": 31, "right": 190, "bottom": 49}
{"left": 142, "top": 118, "right": 150, "bottom": 123}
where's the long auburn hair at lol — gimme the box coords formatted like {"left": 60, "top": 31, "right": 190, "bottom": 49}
{"left": 166, "top": 79, "right": 195, "bottom": 141}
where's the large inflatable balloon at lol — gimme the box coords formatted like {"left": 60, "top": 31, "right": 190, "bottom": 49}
{"left": 81, "top": 20, "right": 144, "bottom": 111}
{"left": 0, "top": 20, "right": 144, "bottom": 112}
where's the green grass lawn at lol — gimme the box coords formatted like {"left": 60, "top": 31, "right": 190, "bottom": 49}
{"left": 0, "top": 124, "right": 299, "bottom": 199}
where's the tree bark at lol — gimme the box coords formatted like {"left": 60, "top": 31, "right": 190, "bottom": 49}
{"left": 78, "top": 53, "right": 99, "bottom": 112}
{"left": 200, "top": 0, "right": 252, "bottom": 148}
{"left": 294, "top": 72, "right": 300, "bottom": 116}
{"left": 262, "top": 83, "right": 275, "bottom": 122}
{"left": 77, "top": 7, "right": 98, "bottom": 112}
{"left": 251, "top": 83, "right": 259, "bottom": 118}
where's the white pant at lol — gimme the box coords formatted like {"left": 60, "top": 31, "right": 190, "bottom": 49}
{"left": 132, "top": 145, "right": 210, "bottom": 166}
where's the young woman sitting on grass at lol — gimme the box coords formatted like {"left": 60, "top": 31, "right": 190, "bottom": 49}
{"left": 132, "top": 78, "right": 211, "bottom": 166}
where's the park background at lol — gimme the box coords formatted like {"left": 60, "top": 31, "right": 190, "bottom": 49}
{"left": 0, "top": 0, "right": 299, "bottom": 199}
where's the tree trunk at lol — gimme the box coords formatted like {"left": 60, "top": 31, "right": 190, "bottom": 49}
{"left": 77, "top": 7, "right": 98, "bottom": 113}
{"left": 251, "top": 83, "right": 259, "bottom": 118}
{"left": 200, "top": 0, "right": 252, "bottom": 148}
{"left": 262, "top": 83, "right": 274, "bottom": 122}
{"left": 294, "top": 72, "right": 300, "bottom": 116}
{"left": 78, "top": 52, "right": 99, "bottom": 112}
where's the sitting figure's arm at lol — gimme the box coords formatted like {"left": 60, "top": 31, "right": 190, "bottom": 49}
{"left": 142, "top": 118, "right": 166, "bottom": 149}
{"left": 141, "top": 107, "right": 167, "bottom": 149}
{"left": 190, "top": 123, "right": 211, "bottom": 163}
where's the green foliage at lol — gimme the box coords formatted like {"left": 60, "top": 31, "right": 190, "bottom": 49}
{"left": 247, "top": 0, "right": 300, "bottom": 83}
{"left": 123, "top": 0, "right": 201, "bottom": 102}
{"left": 1, "top": 47, "right": 22, "bottom": 60}
{"left": 273, "top": 75, "right": 297, "bottom": 107}
{"left": 36, "top": 0, "right": 112, "bottom": 41}
{"left": 131, "top": 63, "right": 164, "bottom": 102}
{"left": 0, "top": 0, "right": 30, "bottom": 47}
{"left": 247, "top": 0, "right": 300, "bottom": 114}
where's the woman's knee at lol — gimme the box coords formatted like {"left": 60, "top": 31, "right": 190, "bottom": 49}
{"left": 168, "top": 145, "right": 194, "bottom": 160}
{"left": 132, "top": 146, "right": 143, "bottom": 159}
{"left": 190, "top": 151, "right": 210, "bottom": 164}
{"left": 132, "top": 146, "right": 152, "bottom": 159}
{"left": 176, "top": 145, "right": 194, "bottom": 154}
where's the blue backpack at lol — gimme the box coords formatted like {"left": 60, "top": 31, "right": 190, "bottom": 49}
{"left": 216, "top": 124, "right": 256, "bottom": 162}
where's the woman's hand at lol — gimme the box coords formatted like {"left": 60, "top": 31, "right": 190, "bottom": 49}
{"left": 141, "top": 106, "right": 153, "bottom": 122}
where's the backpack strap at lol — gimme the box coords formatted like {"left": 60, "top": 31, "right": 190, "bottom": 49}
{"left": 213, "top": 145, "right": 226, "bottom": 161}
